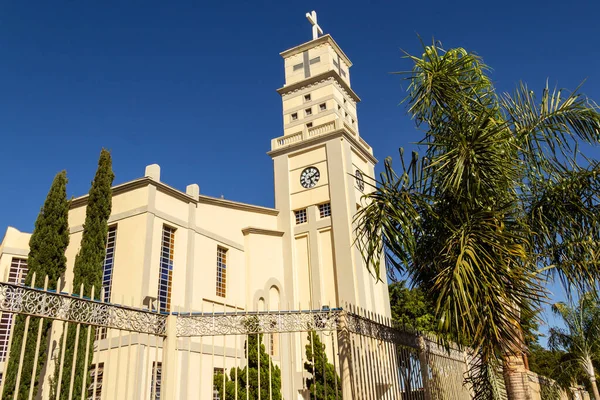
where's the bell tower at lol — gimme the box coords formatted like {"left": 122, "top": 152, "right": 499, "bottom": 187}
{"left": 269, "top": 12, "right": 390, "bottom": 317}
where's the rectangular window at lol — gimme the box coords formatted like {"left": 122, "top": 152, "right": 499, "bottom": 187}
{"left": 87, "top": 363, "right": 104, "bottom": 400}
{"left": 97, "top": 226, "right": 118, "bottom": 340}
{"left": 319, "top": 103, "right": 327, "bottom": 111}
{"left": 269, "top": 324, "right": 278, "bottom": 356}
{"left": 291, "top": 112, "right": 298, "bottom": 121}
{"left": 306, "top": 122, "right": 313, "bottom": 128}
{"left": 293, "top": 63, "right": 303, "bottom": 71}
{"left": 295, "top": 209, "right": 307, "bottom": 224}
{"left": 309, "top": 56, "right": 320, "bottom": 65}
{"left": 150, "top": 362, "right": 162, "bottom": 400}
{"left": 304, "top": 94, "right": 311, "bottom": 102}
{"left": 158, "top": 226, "right": 176, "bottom": 312}
{"left": 102, "top": 226, "right": 117, "bottom": 303}
{"left": 216, "top": 247, "right": 227, "bottom": 298}
{"left": 305, "top": 108, "right": 312, "bottom": 116}
{"left": 0, "top": 258, "right": 28, "bottom": 361}
{"left": 319, "top": 203, "right": 332, "bottom": 218}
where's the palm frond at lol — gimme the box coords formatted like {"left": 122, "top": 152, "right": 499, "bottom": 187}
{"left": 501, "top": 82, "right": 600, "bottom": 172}
{"left": 528, "top": 161, "right": 600, "bottom": 293}
{"left": 354, "top": 150, "right": 429, "bottom": 280}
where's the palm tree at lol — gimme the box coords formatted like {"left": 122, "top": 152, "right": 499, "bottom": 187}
{"left": 549, "top": 295, "right": 600, "bottom": 400}
{"left": 354, "top": 42, "right": 600, "bottom": 399}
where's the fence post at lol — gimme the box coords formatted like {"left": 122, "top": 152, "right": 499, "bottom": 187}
{"left": 417, "top": 335, "right": 432, "bottom": 400}
{"left": 337, "top": 310, "right": 353, "bottom": 399}
{"left": 162, "top": 314, "right": 178, "bottom": 399}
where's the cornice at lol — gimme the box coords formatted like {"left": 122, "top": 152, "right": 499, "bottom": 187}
{"left": 198, "top": 195, "right": 279, "bottom": 216}
{"left": 70, "top": 178, "right": 151, "bottom": 209}
{"left": 277, "top": 71, "right": 360, "bottom": 103}
{"left": 267, "top": 129, "right": 378, "bottom": 165}
{"left": 242, "top": 227, "right": 285, "bottom": 237}
{"left": 280, "top": 34, "right": 352, "bottom": 67}
{"left": 70, "top": 177, "right": 279, "bottom": 216}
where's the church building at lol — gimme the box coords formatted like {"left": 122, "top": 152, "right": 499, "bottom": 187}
{"left": 0, "top": 12, "right": 390, "bottom": 399}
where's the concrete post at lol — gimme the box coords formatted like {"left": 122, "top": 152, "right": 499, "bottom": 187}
{"left": 337, "top": 311, "right": 354, "bottom": 399}
{"left": 417, "top": 336, "right": 432, "bottom": 400}
{"left": 161, "top": 314, "right": 178, "bottom": 399}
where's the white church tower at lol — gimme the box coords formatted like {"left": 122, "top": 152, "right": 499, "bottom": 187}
{"left": 269, "top": 12, "right": 391, "bottom": 316}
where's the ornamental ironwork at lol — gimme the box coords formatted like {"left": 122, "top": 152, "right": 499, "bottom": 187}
{"left": 176, "top": 309, "right": 342, "bottom": 337}
{"left": 345, "top": 312, "right": 420, "bottom": 348}
{"left": 0, "top": 282, "right": 166, "bottom": 336}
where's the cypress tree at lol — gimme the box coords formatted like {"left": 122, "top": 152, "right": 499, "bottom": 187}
{"left": 214, "top": 317, "right": 282, "bottom": 399}
{"left": 2, "top": 171, "right": 70, "bottom": 400}
{"left": 54, "top": 149, "right": 114, "bottom": 400}
{"left": 304, "top": 331, "right": 342, "bottom": 400}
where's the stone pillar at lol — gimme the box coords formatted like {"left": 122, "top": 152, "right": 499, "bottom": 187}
{"left": 161, "top": 314, "right": 178, "bottom": 399}
{"left": 503, "top": 354, "right": 531, "bottom": 400}
{"left": 337, "top": 311, "right": 354, "bottom": 399}
{"left": 417, "top": 336, "right": 432, "bottom": 400}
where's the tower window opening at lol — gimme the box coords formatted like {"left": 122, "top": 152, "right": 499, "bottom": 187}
{"left": 304, "top": 94, "right": 311, "bottom": 102}
{"left": 309, "top": 56, "right": 320, "bottom": 65}
{"left": 306, "top": 123, "right": 313, "bottom": 128}
{"left": 305, "top": 108, "right": 312, "bottom": 116}
{"left": 319, "top": 103, "right": 327, "bottom": 111}
{"left": 319, "top": 203, "right": 331, "bottom": 218}
{"left": 291, "top": 113, "right": 298, "bottom": 121}
{"left": 295, "top": 209, "right": 307, "bottom": 224}
{"left": 293, "top": 63, "right": 303, "bottom": 71}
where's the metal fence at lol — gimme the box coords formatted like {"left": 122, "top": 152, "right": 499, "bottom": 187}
{"left": 0, "top": 278, "right": 473, "bottom": 399}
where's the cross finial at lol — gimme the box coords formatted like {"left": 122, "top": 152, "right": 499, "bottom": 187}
{"left": 306, "top": 11, "right": 323, "bottom": 41}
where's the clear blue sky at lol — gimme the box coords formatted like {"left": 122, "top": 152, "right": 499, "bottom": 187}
{"left": 1, "top": 0, "right": 598, "bottom": 345}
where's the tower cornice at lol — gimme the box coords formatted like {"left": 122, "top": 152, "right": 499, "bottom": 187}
{"left": 267, "top": 129, "right": 378, "bottom": 165}
{"left": 276, "top": 70, "right": 360, "bottom": 103}
{"left": 280, "top": 34, "right": 352, "bottom": 67}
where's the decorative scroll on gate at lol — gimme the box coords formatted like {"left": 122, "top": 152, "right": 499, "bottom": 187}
{"left": 176, "top": 308, "right": 343, "bottom": 337}
{"left": 0, "top": 281, "right": 166, "bottom": 335}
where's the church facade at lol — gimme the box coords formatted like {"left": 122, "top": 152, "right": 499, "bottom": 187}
{"left": 0, "top": 22, "right": 390, "bottom": 399}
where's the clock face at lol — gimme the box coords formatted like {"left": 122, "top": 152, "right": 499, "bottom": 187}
{"left": 355, "top": 169, "right": 365, "bottom": 192}
{"left": 300, "top": 167, "right": 320, "bottom": 188}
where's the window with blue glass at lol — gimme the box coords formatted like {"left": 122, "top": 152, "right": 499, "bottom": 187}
{"left": 102, "top": 226, "right": 117, "bottom": 302}
{"left": 158, "top": 226, "right": 176, "bottom": 312}
{"left": 97, "top": 226, "right": 117, "bottom": 340}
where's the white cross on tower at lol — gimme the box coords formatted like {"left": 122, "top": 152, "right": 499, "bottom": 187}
{"left": 306, "top": 11, "right": 323, "bottom": 41}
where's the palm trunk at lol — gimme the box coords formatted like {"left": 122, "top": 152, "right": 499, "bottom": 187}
{"left": 503, "top": 354, "right": 531, "bottom": 400}
{"left": 589, "top": 376, "right": 600, "bottom": 400}
{"left": 503, "top": 306, "right": 532, "bottom": 400}
{"left": 585, "top": 357, "right": 600, "bottom": 400}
